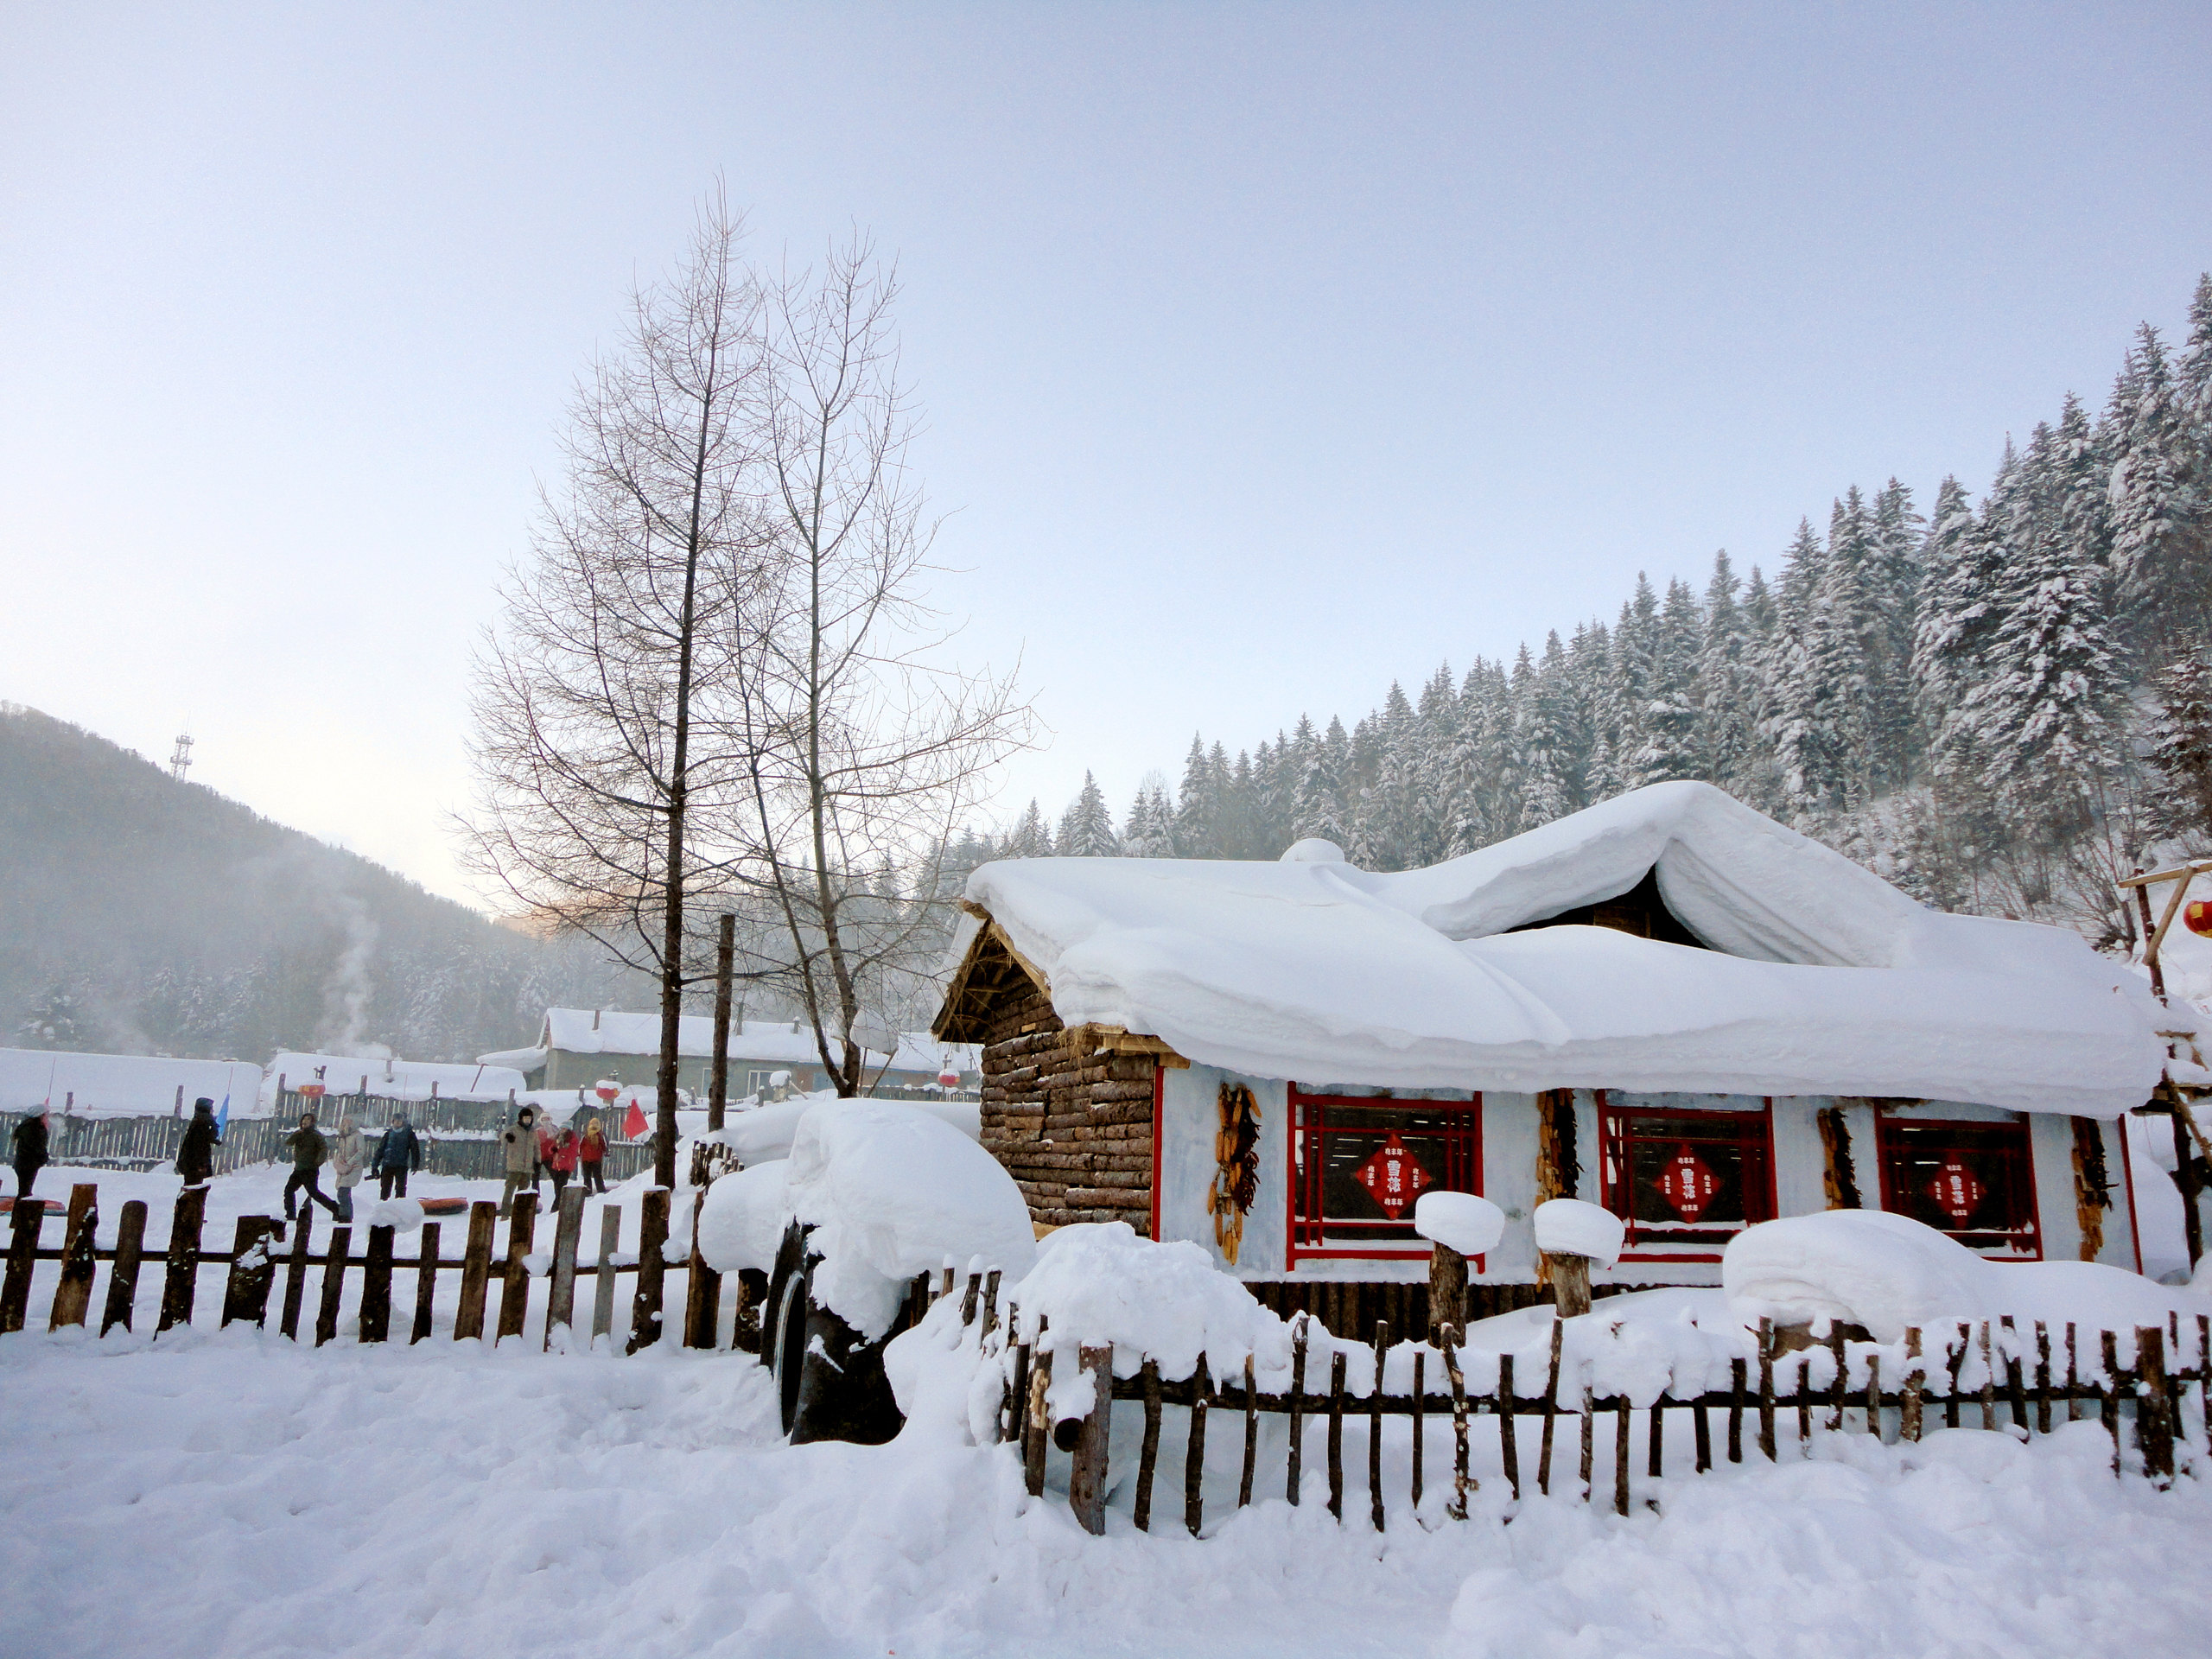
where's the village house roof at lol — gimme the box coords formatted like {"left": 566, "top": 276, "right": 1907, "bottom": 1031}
{"left": 937, "top": 781, "right": 2170, "bottom": 1116}
{"left": 260, "top": 1052, "right": 528, "bottom": 1107}
{"left": 509, "top": 1010, "right": 974, "bottom": 1077}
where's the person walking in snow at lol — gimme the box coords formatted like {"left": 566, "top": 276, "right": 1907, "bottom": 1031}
{"left": 498, "top": 1104, "right": 539, "bottom": 1217}
{"left": 578, "top": 1116, "right": 608, "bottom": 1196}
{"left": 330, "top": 1110, "right": 365, "bottom": 1222}
{"left": 535, "top": 1116, "right": 559, "bottom": 1197}
{"left": 547, "top": 1124, "right": 579, "bottom": 1201}
{"left": 282, "top": 1109, "right": 340, "bottom": 1224}
{"left": 372, "top": 1114, "right": 422, "bottom": 1199}
{"left": 175, "top": 1097, "right": 220, "bottom": 1186}
{"left": 10, "top": 1109, "right": 50, "bottom": 1203}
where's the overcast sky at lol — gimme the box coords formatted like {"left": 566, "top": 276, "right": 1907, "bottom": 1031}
{"left": 5, "top": 4, "right": 2209, "bottom": 907}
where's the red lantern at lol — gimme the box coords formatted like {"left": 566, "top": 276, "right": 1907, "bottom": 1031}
{"left": 296, "top": 1081, "right": 325, "bottom": 1102}
{"left": 1352, "top": 1132, "right": 1433, "bottom": 1218}
{"left": 2185, "top": 899, "right": 2212, "bottom": 938}
{"left": 595, "top": 1082, "right": 620, "bottom": 1103}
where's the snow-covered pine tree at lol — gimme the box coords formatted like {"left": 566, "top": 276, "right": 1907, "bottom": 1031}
{"left": 1695, "top": 552, "right": 1760, "bottom": 798}
{"left": 1628, "top": 577, "right": 1706, "bottom": 785}
{"left": 1171, "top": 735, "right": 1217, "bottom": 858}
{"left": 2148, "top": 651, "right": 2212, "bottom": 842}
{"left": 1058, "top": 771, "right": 1120, "bottom": 856}
{"left": 1292, "top": 716, "right": 1353, "bottom": 848}
{"left": 1767, "top": 518, "right": 1850, "bottom": 822}
{"left": 1007, "top": 798, "right": 1054, "bottom": 858}
{"left": 2106, "top": 323, "right": 2207, "bottom": 664}
{"left": 1603, "top": 578, "right": 1660, "bottom": 791}
{"left": 1866, "top": 480, "right": 1924, "bottom": 791}
{"left": 1570, "top": 621, "right": 1620, "bottom": 803}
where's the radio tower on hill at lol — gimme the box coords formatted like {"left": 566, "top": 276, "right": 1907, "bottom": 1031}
{"left": 169, "top": 732, "right": 194, "bottom": 782}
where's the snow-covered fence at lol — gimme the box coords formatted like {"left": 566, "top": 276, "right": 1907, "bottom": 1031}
{"left": 0, "top": 1179, "right": 744, "bottom": 1355}
{"left": 957, "top": 1291, "right": 2210, "bottom": 1537}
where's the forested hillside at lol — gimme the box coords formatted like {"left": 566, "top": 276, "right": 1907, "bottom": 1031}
{"left": 0, "top": 704, "right": 646, "bottom": 1062}
{"left": 1007, "top": 275, "right": 2212, "bottom": 950}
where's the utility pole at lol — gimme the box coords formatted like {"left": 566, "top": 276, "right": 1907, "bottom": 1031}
{"left": 709, "top": 912, "right": 734, "bottom": 1133}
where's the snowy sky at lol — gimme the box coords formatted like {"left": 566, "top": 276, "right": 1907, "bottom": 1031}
{"left": 4, "top": 4, "right": 2209, "bottom": 908}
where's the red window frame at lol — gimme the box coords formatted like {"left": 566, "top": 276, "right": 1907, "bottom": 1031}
{"left": 1875, "top": 1114, "right": 2043, "bottom": 1260}
{"left": 1286, "top": 1084, "right": 1483, "bottom": 1265}
{"left": 1598, "top": 1092, "right": 1778, "bottom": 1262}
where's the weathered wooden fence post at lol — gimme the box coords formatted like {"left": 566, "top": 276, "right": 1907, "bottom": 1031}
{"left": 627, "top": 1188, "right": 669, "bottom": 1354}
{"left": 1902, "top": 1328, "right": 1924, "bottom": 1442}
{"left": 49, "top": 1184, "right": 99, "bottom": 1331}
{"left": 544, "top": 1187, "right": 584, "bottom": 1349}
{"left": 1, "top": 1197, "right": 48, "bottom": 1333}
{"left": 591, "top": 1204, "right": 620, "bottom": 1346}
{"left": 358, "top": 1224, "right": 395, "bottom": 1343}
{"left": 1497, "top": 1349, "right": 1520, "bottom": 1498}
{"left": 1067, "top": 1344, "right": 1115, "bottom": 1536}
{"left": 1133, "top": 1358, "right": 1162, "bottom": 1532}
{"left": 1537, "top": 1318, "right": 1564, "bottom": 1493}
{"left": 496, "top": 1192, "right": 537, "bottom": 1344}
{"left": 1326, "top": 1349, "right": 1348, "bottom": 1521}
{"left": 1756, "top": 1318, "right": 1777, "bottom": 1460}
{"left": 412, "top": 1221, "right": 441, "bottom": 1344}
{"left": 157, "top": 1184, "right": 207, "bottom": 1334}
{"left": 1428, "top": 1240, "right": 1466, "bottom": 1340}
{"left": 100, "top": 1199, "right": 148, "bottom": 1335}
{"left": 1286, "top": 1315, "right": 1308, "bottom": 1505}
{"left": 454, "top": 1201, "right": 496, "bottom": 1342}
{"left": 1185, "top": 1354, "right": 1211, "bottom": 1538}
{"left": 2137, "top": 1324, "right": 2174, "bottom": 1481}
{"left": 1022, "top": 1341, "right": 1052, "bottom": 1497}
{"left": 683, "top": 1188, "right": 721, "bottom": 1351}
{"left": 315, "top": 1226, "right": 352, "bottom": 1347}
{"left": 280, "top": 1211, "right": 314, "bottom": 1339}
{"left": 219, "top": 1217, "right": 276, "bottom": 1328}
{"left": 1369, "top": 1322, "right": 1388, "bottom": 1532}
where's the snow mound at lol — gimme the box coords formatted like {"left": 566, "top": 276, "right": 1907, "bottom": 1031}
{"left": 722, "top": 1092, "right": 982, "bottom": 1166}
{"left": 1280, "top": 837, "right": 1345, "bottom": 863}
{"left": 789, "top": 1101, "right": 1034, "bottom": 1340}
{"left": 359, "top": 1198, "right": 423, "bottom": 1233}
{"left": 1415, "top": 1191, "right": 1505, "bottom": 1256}
{"left": 1533, "top": 1198, "right": 1623, "bottom": 1266}
{"left": 695, "top": 1160, "right": 791, "bottom": 1275}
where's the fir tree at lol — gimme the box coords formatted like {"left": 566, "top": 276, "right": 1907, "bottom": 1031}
{"left": 1058, "top": 772, "right": 1119, "bottom": 856}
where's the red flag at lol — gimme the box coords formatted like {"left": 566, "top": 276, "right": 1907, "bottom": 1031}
{"left": 624, "top": 1099, "right": 648, "bottom": 1141}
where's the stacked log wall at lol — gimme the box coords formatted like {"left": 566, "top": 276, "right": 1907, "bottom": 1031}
{"left": 978, "top": 988, "right": 1154, "bottom": 1235}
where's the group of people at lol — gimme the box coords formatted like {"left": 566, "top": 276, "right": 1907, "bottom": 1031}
{"left": 498, "top": 1104, "right": 608, "bottom": 1215}
{"left": 275, "top": 1108, "right": 428, "bottom": 1223}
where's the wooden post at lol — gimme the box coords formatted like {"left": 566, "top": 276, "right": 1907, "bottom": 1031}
{"left": 1410, "top": 1347, "right": 1426, "bottom": 1510}
{"left": 960, "top": 1270, "right": 982, "bottom": 1326}
{"left": 1578, "top": 1387, "right": 1595, "bottom": 1501}
{"left": 2138, "top": 1325, "right": 2174, "bottom": 1481}
{"left": 358, "top": 1224, "right": 394, "bottom": 1343}
{"left": 545, "top": 1188, "right": 585, "bottom": 1348}
{"left": 315, "top": 1226, "right": 351, "bottom": 1346}
{"left": 412, "top": 1220, "right": 441, "bottom": 1344}
{"left": 156, "top": 1184, "right": 207, "bottom": 1335}
{"left": 1004, "top": 1338, "right": 1030, "bottom": 1446}
{"left": 1648, "top": 1399, "right": 1664, "bottom": 1478}
{"left": 592, "top": 1205, "right": 620, "bottom": 1345}
{"left": 1694, "top": 1389, "right": 1712, "bottom": 1472}
{"left": 1497, "top": 1350, "right": 1520, "bottom": 1500}
{"left": 1023, "top": 1345, "right": 1052, "bottom": 1498}
{"left": 1428, "top": 1241, "right": 1466, "bottom": 1338}
{"left": 1865, "top": 1353, "right": 1882, "bottom": 1438}
{"left": 709, "top": 912, "right": 734, "bottom": 1133}
{"left": 1614, "top": 1396, "right": 1630, "bottom": 1516}
{"left": 1239, "top": 1355, "right": 1258, "bottom": 1509}
{"left": 218, "top": 1216, "right": 275, "bottom": 1328}
{"left": 2066, "top": 1322, "right": 2082, "bottom": 1422}
{"left": 1946, "top": 1323, "right": 1968, "bottom": 1428}
{"left": 99, "top": 1199, "right": 147, "bottom": 1335}
{"left": 0, "top": 1198, "right": 45, "bottom": 1333}
{"left": 279, "top": 1207, "right": 314, "bottom": 1339}
{"left": 1286, "top": 1317, "right": 1308, "bottom": 1505}
{"left": 497, "top": 1191, "right": 537, "bottom": 1343}
{"left": 1537, "top": 1317, "right": 1564, "bottom": 1495}
{"left": 1185, "top": 1354, "right": 1211, "bottom": 1537}
{"left": 454, "top": 1200, "right": 496, "bottom": 1342}
{"left": 1369, "top": 1321, "right": 1388, "bottom": 1533}
{"left": 981, "top": 1268, "right": 1001, "bottom": 1340}
{"left": 49, "top": 1184, "right": 99, "bottom": 1331}
{"left": 1977, "top": 1322, "right": 1997, "bottom": 1431}
{"left": 1438, "top": 1324, "right": 1472, "bottom": 1518}
{"left": 1827, "top": 1322, "right": 1847, "bottom": 1432}
{"left": 2000, "top": 1315, "right": 2028, "bottom": 1428}
{"left": 1796, "top": 1346, "right": 1813, "bottom": 1446}
{"left": 1133, "top": 1358, "right": 1162, "bottom": 1532}
{"left": 1755, "top": 1319, "right": 1777, "bottom": 1459}
{"left": 683, "top": 1189, "right": 721, "bottom": 1350}
{"left": 1326, "top": 1349, "right": 1347, "bottom": 1521}
{"left": 2033, "top": 1321, "right": 2052, "bottom": 1433}
{"left": 2199, "top": 1315, "right": 2210, "bottom": 1445}
{"left": 1729, "top": 1357, "right": 1746, "bottom": 1462}
{"left": 1546, "top": 1251, "right": 1592, "bottom": 1319}
{"left": 2101, "top": 1329, "right": 2122, "bottom": 1473}
{"left": 1902, "top": 1328, "right": 1924, "bottom": 1442}
{"left": 627, "top": 1188, "right": 669, "bottom": 1353}
{"left": 1067, "top": 1345, "right": 1114, "bottom": 1536}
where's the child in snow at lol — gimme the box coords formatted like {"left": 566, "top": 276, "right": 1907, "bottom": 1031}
{"left": 283, "top": 1110, "right": 341, "bottom": 1223}
{"left": 498, "top": 1105, "right": 539, "bottom": 1217}
{"left": 175, "top": 1097, "right": 220, "bottom": 1187}
{"left": 10, "top": 1109, "right": 50, "bottom": 1202}
{"left": 578, "top": 1117, "right": 608, "bottom": 1195}
{"left": 372, "top": 1115, "right": 422, "bottom": 1199}
{"left": 331, "top": 1111, "right": 365, "bottom": 1222}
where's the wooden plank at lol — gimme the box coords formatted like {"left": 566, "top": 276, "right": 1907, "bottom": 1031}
{"left": 156, "top": 1185, "right": 207, "bottom": 1335}
{"left": 2034, "top": 1322, "right": 2051, "bottom": 1433}
{"left": 1865, "top": 1353, "right": 1882, "bottom": 1438}
{"left": 218, "top": 1216, "right": 275, "bottom": 1328}
{"left": 544, "top": 1188, "right": 584, "bottom": 1348}
{"left": 1497, "top": 1350, "right": 1519, "bottom": 1500}
{"left": 1693, "top": 1391, "right": 1712, "bottom": 1472}
{"left": 48, "top": 1184, "right": 99, "bottom": 1331}
{"left": 1006, "top": 1339, "right": 1030, "bottom": 1447}
{"left": 1648, "top": 1399, "right": 1664, "bottom": 1478}
{"left": 99, "top": 1199, "right": 147, "bottom": 1336}
{"left": 1578, "top": 1386, "right": 1595, "bottom": 1502}
{"left": 2138, "top": 1325, "right": 2174, "bottom": 1480}
{"left": 358, "top": 1224, "right": 394, "bottom": 1343}
{"left": 683, "top": 1188, "right": 721, "bottom": 1350}
{"left": 0, "top": 1198, "right": 45, "bottom": 1333}
{"left": 1614, "top": 1396, "right": 1630, "bottom": 1516}
{"left": 1286, "top": 1317, "right": 1308, "bottom": 1505}
{"left": 1067, "top": 1345, "right": 1114, "bottom": 1536}
{"left": 1239, "top": 1355, "right": 1258, "bottom": 1510}
{"left": 1977, "top": 1322, "right": 1997, "bottom": 1431}
{"left": 1369, "top": 1321, "right": 1388, "bottom": 1532}
{"left": 454, "top": 1201, "right": 496, "bottom": 1342}
{"left": 1827, "top": 1322, "right": 1847, "bottom": 1432}
{"left": 314, "top": 1226, "right": 351, "bottom": 1347}
{"left": 1326, "top": 1349, "right": 1347, "bottom": 1522}
{"left": 496, "top": 1190, "right": 537, "bottom": 1344}
{"left": 1902, "top": 1328, "right": 1923, "bottom": 1441}
{"left": 627, "top": 1188, "right": 668, "bottom": 1354}
{"left": 412, "top": 1220, "right": 441, "bottom": 1344}
{"left": 1756, "top": 1318, "right": 1777, "bottom": 1460}
{"left": 591, "top": 1205, "right": 620, "bottom": 1346}
{"left": 1023, "top": 1345, "right": 1052, "bottom": 1498}
{"left": 1185, "top": 1355, "right": 1210, "bottom": 1537}
{"left": 1729, "top": 1357, "right": 1746, "bottom": 1462}
{"left": 2101, "top": 1329, "right": 2122, "bottom": 1473}
{"left": 279, "top": 1209, "right": 314, "bottom": 1339}
{"left": 1537, "top": 1318, "right": 1563, "bottom": 1494}
{"left": 1133, "top": 1358, "right": 1162, "bottom": 1532}
{"left": 1410, "top": 1347, "right": 1426, "bottom": 1510}
{"left": 2065, "top": 1322, "right": 2081, "bottom": 1423}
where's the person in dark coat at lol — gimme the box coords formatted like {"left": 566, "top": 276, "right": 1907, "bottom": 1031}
{"left": 372, "top": 1115, "right": 423, "bottom": 1200}
{"left": 498, "top": 1104, "right": 539, "bottom": 1217}
{"left": 175, "top": 1097, "right": 221, "bottom": 1186}
{"left": 10, "top": 1109, "right": 50, "bottom": 1201}
{"left": 282, "top": 1110, "right": 340, "bottom": 1223}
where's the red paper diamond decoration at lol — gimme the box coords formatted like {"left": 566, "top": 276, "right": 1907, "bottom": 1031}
{"left": 1352, "top": 1132, "right": 1433, "bottom": 1218}
{"left": 1656, "top": 1147, "right": 1719, "bottom": 1220}
{"left": 1928, "top": 1158, "right": 1985, "bottom": 1224}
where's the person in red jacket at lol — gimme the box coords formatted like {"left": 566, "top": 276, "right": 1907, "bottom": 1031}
{"left": 577, "top": 1116, "right": 608, "bottom": 1196}
{"left": 548, "top": 1124, "right": 581, "bottom": 1200}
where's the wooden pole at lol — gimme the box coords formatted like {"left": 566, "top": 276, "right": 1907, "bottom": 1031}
{"left": 1578, "top": 1386, "right": 1595, "bottom": 1501}
{"left": 1947, "top": 1323, "right": 1968, "bottom": 1428}
{"left": 1067, "top": 1345, "right": 1115, "bottom": 1536}
{"left": 1647, "top": 1399, "right": 1664, "bottom": 1478}
{"left": 2000, "top": 1316, "right": 2029, "bottom": 1429}
{"left": 709, "top": 912, "right": 734, "bottom": 1134}
{"left": 592, "top": 1205, "right": 620, "bottom": 1346}
{"left": 1865, "top": 1353, "right": 1882, "bottom": 1439}
{"left": 1185, "top": 1354, "right": 1210, "bottom": 1537}
{"left": 2138, "top": 1325, "right": 2174, "bottom": 1481}
{"left": 1538, "top": 1317, "right": 1564, "bottom": 1494}
{"left": 981, "top": 1268, "right": 1001, "bottom": 1340}
{"left": 1977, "top": 1322, "right": 1997, "bottom": 1431}
{"left": 2033, "top": 1321, "right": 2052, "bottom": 1433}
{"left": 454, "top": 1200, "right": 496, "bottom": 1342}
{"left": 1613, "top": 1396, "right": 1630, "bottom": 1516}
{"left": 99, "top": 1199, "right": 147, "bottom": 1336}
{"left": 352, "top": 1224, "right": 390, "bottom": 1342}
{"left": 217, "top": 1216, "right": 275, "bottom": 1329}
{"left": 1239, "top": 1354, "right": 1258, "bottom": 1509}
{"left": 545, "top": 1187, "right": 585, "bottom": 1348}
{"left": 1023, "top": 1345, "right": 1052, "bottom": 1498}
{"left": 497, "top": 1191, "right": 537, "bottom": 1343}
{"left": 1728, "top": 1357, "right": 1746, "bottom": 1462}
{"left": 1440, "top": 1324, "right": 1472, "bottom": 1518}
{"left": 959, "top": 1270, "right": 982, "bottom": 1326}
{"left": 627, "top": 1188, "right": 669, "bottom": 1353}
{"left": 1005, "top": 1338, "right": 1030, "bottom": 1446}
{"left": 1428, "top": 1241, "right": 1466, "bottom": 1339}
{"left": 315, "top": 1225, "right": 351, "bottom": 1346}
{"left": 1286, "top": 1317, "right": 1308, "bottom": 1505}
{"left": 1369, "top": 1320, "right": 1387, "bottom": 1533}
{"left": 156, "top": 1184, "right": 206, "bottom": 1335}
{"left": 279, "top": 1207, "right": 314, "bottom": 1339}
{"left": 1326, "top": 1349, "right": 1347, "bottom": 1522}
{"left": 0, "top": 1198, "right": 45, "bottom": 1334}
{"left": 2101, "top": 1329, "right": 2122, "bottom": 1474}
{"left": 1546, "top": 1251, "right": 1592, "bottom": 1319}
{"left": 1498, "top": 1350, "right": 1520, "bottom": 1500}
{"left": 1133, "top": 1358, "right": 1162, "bottom": 1532}
{"left": 2066, "top": 1322, "right": 2082, "bottom": 1422}
{"left": 49, "top": 1184, "right": 99, "bottom": 1331}
{"left": 683, "top": 1189, "right": 721, "bottom": 1350}
{"left": 412, "top": 1220, "right": 441, "bottom": 1344}
{"left": 1827, "top": 1322, "right": 1847, "bottom": 1432}
{"left": 1756, "top": 1319, "right": 1777, "bottom": 1460}
{"left": 1902, "top": 1328, "right": 1924, "bottom": 1442}
{"left": 1694, "top": 1387, "right": 1712, "bottom": 1472}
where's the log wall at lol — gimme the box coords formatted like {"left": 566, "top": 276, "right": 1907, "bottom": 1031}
{"left": 978, "top": 988, "right": 1155, "bottom": 1235}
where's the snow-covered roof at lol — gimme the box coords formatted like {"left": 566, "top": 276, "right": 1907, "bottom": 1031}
{"left": 0, "top": 1047, "right": 265, "bottom": 1119}
{"left": 475, "top": 1045, "right": 548, "bottom": 1072}
{"left": 950, "top": 782, "right": 2168, "bottom": 1116}
{"left": 260, "top": 1052, "right": 528, "bottom": 1107}
{"left": 533, "top": 1010, "right": 974, "bottom": 1075}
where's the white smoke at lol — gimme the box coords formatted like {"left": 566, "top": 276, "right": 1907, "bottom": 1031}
{"left": 315, "top": 887, "right": 381, "bottom": 1055}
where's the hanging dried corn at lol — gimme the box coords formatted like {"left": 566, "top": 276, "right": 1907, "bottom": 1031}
{"left": 1206, "top": 1082, "right": 1262, "bottom": 1264}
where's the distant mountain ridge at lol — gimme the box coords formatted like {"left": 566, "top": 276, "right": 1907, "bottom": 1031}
{"left": 0, "top": 703, "right": 644, "bottom": 1063}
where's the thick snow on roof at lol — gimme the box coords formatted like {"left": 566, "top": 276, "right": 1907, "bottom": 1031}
{"left": 0, "top": 1047, "right": 264, "bottom": 1118}
{"left": 260, "top": 1053, "right": 527, "bottom": 1106}
{"left": 961, "top": 782, "right": 2166, "bottom": 1116}
{"left": 534, "top": 1010, "right": 973, "bottom": 1075}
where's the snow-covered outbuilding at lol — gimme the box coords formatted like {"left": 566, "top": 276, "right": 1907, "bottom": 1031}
{"left": 483, "top": 1009, "right": 976, "bottom": 1098}
{"left": 933, "top": 783, "right": 2168, "bottom": 1332}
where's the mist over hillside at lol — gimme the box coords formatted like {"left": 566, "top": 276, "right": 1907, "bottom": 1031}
{"left": 0, "top": 703, "right": 650, "bottom": 1062}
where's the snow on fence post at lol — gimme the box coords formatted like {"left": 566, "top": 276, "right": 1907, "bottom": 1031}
{"left": 496, "top": 1192, "right": 537, "bottom": 1344}
{"left": 454, "top": 1202, "right": 496, "bottom": 1342}
{"left": 0, "top": 1197, "right": 44, "bottom": 1334}
{"left": 219, "top": 1216, "right": 276, "bottom": 1328}
{"left": 412, "top": 1221, "right": 441, "bottom": 1344}
{"left": 314, "top": 1225, "right": 351, "bottom": 1347}
{"left": 156, "top": 1184, "right": 207, "bottom": 1335}
{"left": 48, "top": 1184, "right": 99, "bottom": 1331}
{"left": 683, "top": 1189, "right": 720, "bottom": 1351}
{"left": 280, "top": 1211, "right": 314, "bottom": 1338}
{"left": 545, "top": 1188, "right": 584, "bottom": 1350}
{"left": 100, "top": 1199, "right": 147, "bottom": 1335}
{"left": 1428, "top": 1240, "right": 1467, "bottom": 1338}
{"left": 358, "top": 1224, "right": 394, "bottom": 1343}
{"left": 1066, "top": 1344, "right": 1116, "bottom": 1537}
{"left": 591, "top": 1205, "right": 620, "bottom": 1347}
{"left": 2137, "top": 1325, "right": 2174, "bottom": 1482}
{"left": 1022, "top": 1339, "right": 1052, "bottom": 1497}
{"left": 626, "top": 1189, "right": 669, "bottom": 1354}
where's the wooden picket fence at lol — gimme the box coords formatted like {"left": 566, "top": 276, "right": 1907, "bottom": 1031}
{"left": 915, "top": 1268, "right": 2212, "bottom": 1537}
{"left": 0, "top": 1179, "right": 749, "bottom": 1355}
